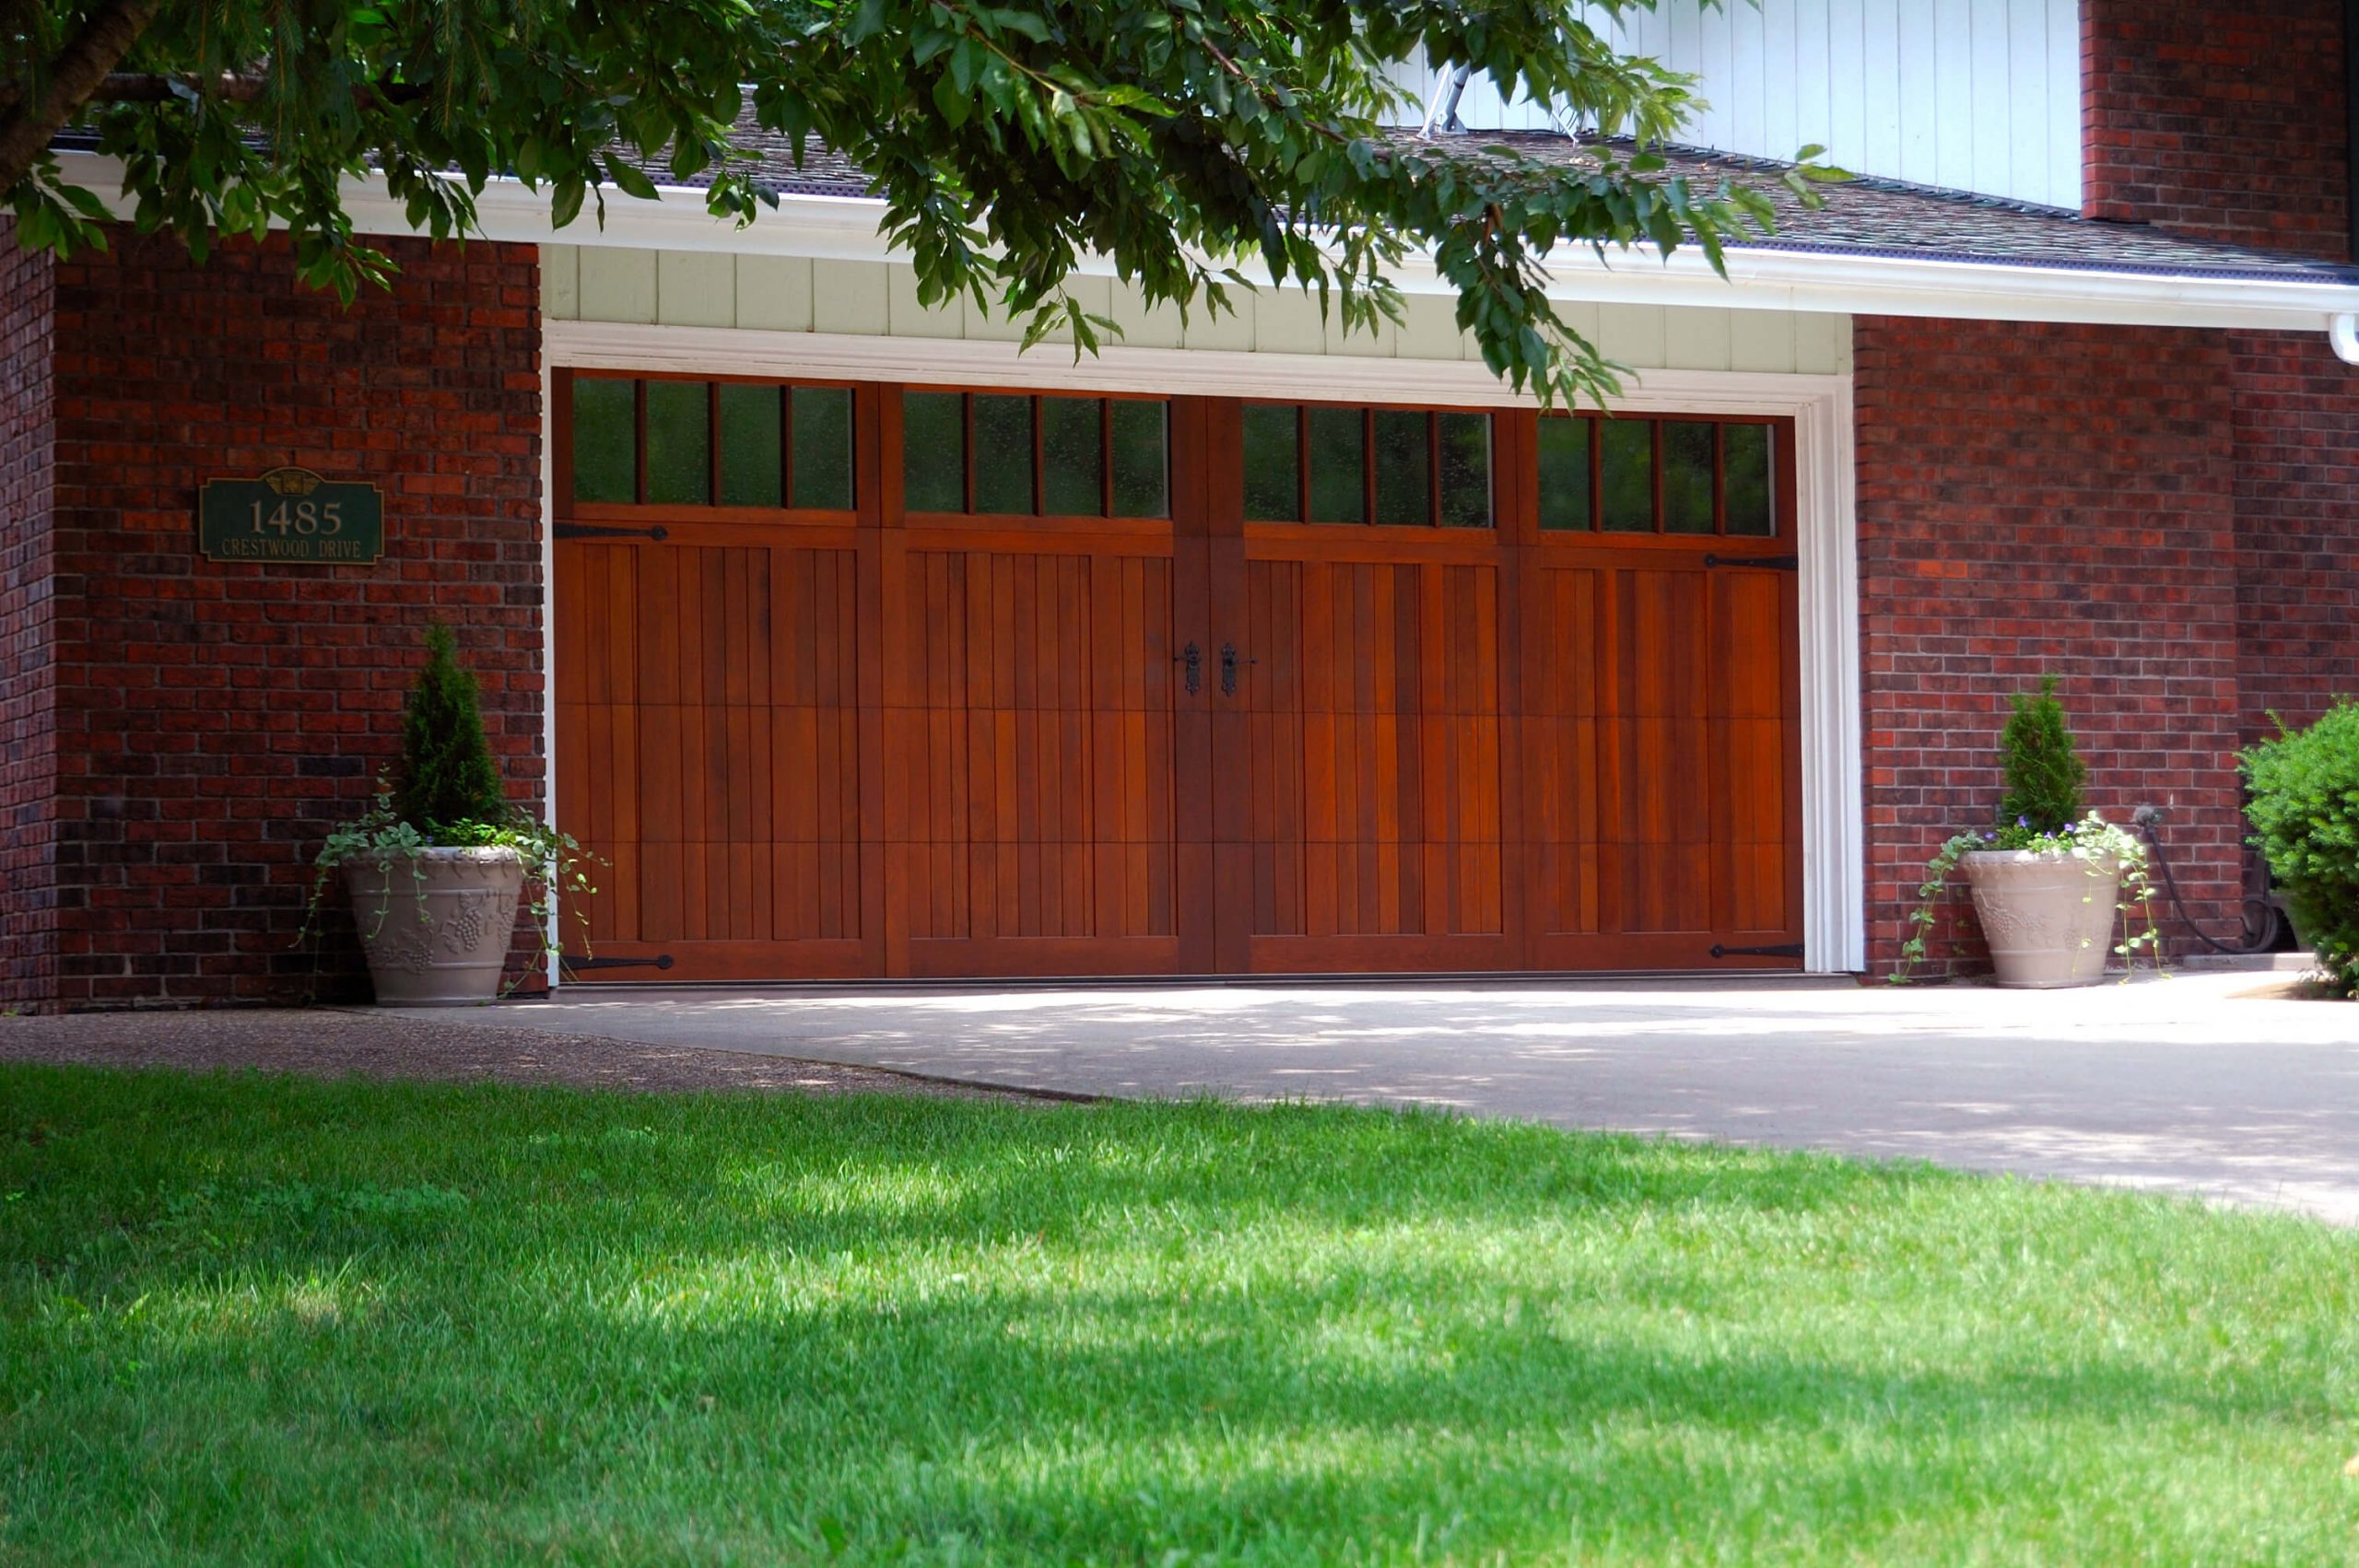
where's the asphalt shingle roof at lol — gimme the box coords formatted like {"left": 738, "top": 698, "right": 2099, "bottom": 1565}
{"left": 676, "top": 123, "right": 2359, "bottom": 286}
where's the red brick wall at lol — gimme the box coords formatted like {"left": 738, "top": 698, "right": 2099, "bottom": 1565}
{"left": 2082, "top": 0, "right": 2350, "bottom": 262}
{"left": 1853, "top": 316, "right": 2247, "bottom": 976}
{"left": 0, "top": 228, "right": 61, "bottom": 1011}
{"left": 20, "top": 227, "right": 545, "bottom": 1010}
{"left": 2229, "top": 329, "right": 2359, "bottom": 744}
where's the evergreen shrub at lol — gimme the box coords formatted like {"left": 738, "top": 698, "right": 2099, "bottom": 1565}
{"left": 1996, "top": 674, "right": 2087, "bottom": 835}
{"left": 2244, "top": 702, "right": 2359, "bottom": 997}
{"left": 393, "top": 623, "right": 509, "bottom": 835}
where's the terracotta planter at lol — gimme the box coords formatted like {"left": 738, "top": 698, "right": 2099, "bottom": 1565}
{"left": 1959, "top": 848, "right": 2121, "bottom": 989}
{"left": 344, "top": 846, "right": 526, "bottom": 1006}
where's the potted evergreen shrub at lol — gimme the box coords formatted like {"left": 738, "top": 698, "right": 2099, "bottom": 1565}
{"left": 2243, "top": 702, "right": 2359, "bottom": 998}
{"left": 309, "top": 625, "right": 586, "bottom": 1005}
{"left": 1896, "top": 677, "right": 2157, "bottom": 989}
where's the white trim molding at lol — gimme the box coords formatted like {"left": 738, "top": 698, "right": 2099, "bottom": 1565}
{"left": 51, "top": 150, "right": 2359, "bottom": 343}
{"left": 545, "top": 321, "right": 1867, "bottom": 973}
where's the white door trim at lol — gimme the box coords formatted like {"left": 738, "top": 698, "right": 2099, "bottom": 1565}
{"left": 542, "top": 320, "right": 1867, "bottom": 973}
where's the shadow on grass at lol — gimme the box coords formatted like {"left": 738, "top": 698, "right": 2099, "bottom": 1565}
{"left": 4, "top": 1064, "right": 2355, "bottom": 1564}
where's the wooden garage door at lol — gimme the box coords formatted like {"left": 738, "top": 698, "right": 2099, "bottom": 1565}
{"left": 553, "top": 376, "right": 1802, "bottom": 981}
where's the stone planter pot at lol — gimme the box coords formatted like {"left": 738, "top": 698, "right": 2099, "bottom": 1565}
{"left": 1959, "top": 848, "right": 2121, "bottom": 989}
{"left": 344, "top": 846, "right": 526, "bottom": 1006}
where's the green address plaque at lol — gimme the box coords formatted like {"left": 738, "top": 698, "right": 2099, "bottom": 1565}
{"left": 198, "top": 467, "right": 385, "bottom": 565}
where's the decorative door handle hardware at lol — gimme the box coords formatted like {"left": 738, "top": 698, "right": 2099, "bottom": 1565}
{"left": 554, "top": 522, "right": 671, "bottom": 542}
{"left": 1219, "top": 642, "right": 1257, "bottom": 696}
{"left": 1174, "top": 642, "right": 1201, "bottom": 696}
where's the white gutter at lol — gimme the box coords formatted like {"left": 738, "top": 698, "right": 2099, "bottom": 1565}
{"left": 56, "top": 150, "right": 2359, "bottom": 339}
{"left": 2332, "top": 312, "right": 2359, "bottom": 363}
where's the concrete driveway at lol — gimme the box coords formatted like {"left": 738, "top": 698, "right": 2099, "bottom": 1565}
{"left": 398, "top": 965, "right": 2359, "bottom": 1223}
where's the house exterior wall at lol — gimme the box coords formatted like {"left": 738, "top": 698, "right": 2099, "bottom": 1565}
{"left": 2229, "top": 329, "right": 2359, "bottom": 744}
{"left": 1852, "top": 314, "right": 2247, "bottom": 976}
{"left": 0, "top": 228, "right": 60, "bottom": 1012}
{"left": 1389, "top": 0, "right": 2084, "bottom": 210}
{"left": 3, "top": 228, "right": 546, "bottom": 1011}
{"left": 541, "top": 247, "right": 1858, "bottom": 377}
{"left": 2082, "top": 0, "right": 2350, "bottom": 263}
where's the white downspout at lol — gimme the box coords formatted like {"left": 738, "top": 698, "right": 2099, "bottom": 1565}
{"left": 2331, "top": 312, "right": 2359, "bottom": 364}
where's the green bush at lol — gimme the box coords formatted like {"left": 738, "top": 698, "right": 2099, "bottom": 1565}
{"left": 391, "top": 624, "right": 508, "bottom": 835}
{"left": 2244, "top": 702, "right": 2359, "bottom": 997}
{"left": 1997, "top": 675, "right": 2087, "bottom": 834}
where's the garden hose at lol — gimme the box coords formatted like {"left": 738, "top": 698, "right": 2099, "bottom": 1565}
{"left": 2130, "top": 807, "right": 2277, "bottom": 955}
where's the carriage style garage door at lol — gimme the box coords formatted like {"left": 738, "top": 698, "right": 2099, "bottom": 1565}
{"left": 552, "top": 373, "right": 1802, "bottom": 981}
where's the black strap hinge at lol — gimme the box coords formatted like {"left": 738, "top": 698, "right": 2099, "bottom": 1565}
{"left": 1709, "top": 942, "right": 1805, "bottom": 960}
{"left": 560, "top": 954, "right": 676, "bottom": 972}
{"left": 1703, "top": 553, "right": 1797, "bottom": 571}
{"left": 554, "top": 522, "right": 670, "bottom": 542}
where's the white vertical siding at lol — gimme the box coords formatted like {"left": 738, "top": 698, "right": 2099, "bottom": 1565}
{"left": 1391, "top": 0, "right": 2082, "bottom": 210}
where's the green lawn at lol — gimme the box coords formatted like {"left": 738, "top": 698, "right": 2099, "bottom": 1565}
{"left": 3, "top": 1066, "right": 2356, "bottom": 1565}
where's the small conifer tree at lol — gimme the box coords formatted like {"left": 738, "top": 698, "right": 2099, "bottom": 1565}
{"left": 393, "top": 623, "right": 509, "bottom": 834}
{"left": 1996, "top": 674, "right": 2087, "bottom": 833}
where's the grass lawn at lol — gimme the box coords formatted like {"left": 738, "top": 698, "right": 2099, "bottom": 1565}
{"left": 3, "top": 1066, "right": 2356, "bottom": 1565}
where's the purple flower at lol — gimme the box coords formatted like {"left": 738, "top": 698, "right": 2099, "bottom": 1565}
{"left": 1983, "top": 831, "right": 1996, "bottom": 841}
{"left": 2016, "top": 815, "right": 2030, "bottom": 828}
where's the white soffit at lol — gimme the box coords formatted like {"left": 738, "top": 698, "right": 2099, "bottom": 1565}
{"left": 55, "top": 152, "right": 2359, "bottom": 336}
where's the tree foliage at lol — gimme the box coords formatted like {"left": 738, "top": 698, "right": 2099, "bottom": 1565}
{"left": 1997, "top": 675, "right": 2088, "bottom": 835}
{"left": 3, "top": 0, "right": 1834, "bottom": 405}
{"left": 393, "top": 623, "right": 509, "bottom": 835}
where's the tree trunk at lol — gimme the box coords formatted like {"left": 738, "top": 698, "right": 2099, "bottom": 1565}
{"left": 0, "top": 0, "right": 162, "bottom": 196}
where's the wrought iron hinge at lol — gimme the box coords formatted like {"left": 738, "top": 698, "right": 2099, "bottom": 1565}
{"left": 1703, "top": 553, "right": 1797, "bottom": 571}
{"left": 554, "top": 522, "right": 671, "bottom": 542}
{"left": 560, "top": 954, "right": 676, "bottom": 972}
{"left": 1709, "top": 942, "right": 1805, "bottom": 960}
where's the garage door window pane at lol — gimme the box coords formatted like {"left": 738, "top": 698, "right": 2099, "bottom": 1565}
{"left": 572, "top": 377, "right": 637, "bottom": 503}
{"left": 973, "top": 394, "right": 1036, "bottom": 514}
{"left": 1110, "top": 400, "right": 1168, "bottom": 518}
{"left": 1662, "top": 421, "right": 1716, "bottom": 534}
{"left": 903, "top": 392, "right": 966, "bottom": 512}
{"left": 1724, "top": 423, "right": 1775, "bottom": 537}
{"left": 644, "top": 380, "right": 711, "bottom": 506}
{"left": 1373, "top": 409, "right": 1429, "bottom": 525}
{"left": 1538, "top": 417, "right": 1590, "bottom": 531}
{"left": 1042, "top": 397, "right": 1105, "bottom": 516}
{"left": 1308, "top": 405, "right": 1366, "bottom": 523}
{"left": 1601, "top": 418, "right": 1654, "bottom": 532}
{"left": 789, "top": 387, "right": 853, "bottom": 511}
{"left": 718, "top": 384, "right": 782, "bottom": 508}
{"left": 1438, "top": 413, "right": 1492, "bottom": 528}
{"left": 1243, "top": 404, "right": 1300, "bottom": 521}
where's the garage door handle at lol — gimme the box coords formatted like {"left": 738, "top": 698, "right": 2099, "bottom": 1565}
{"left": 1219, "top": 642, "right": 1256, "bottom": 696}
{"left": 1174, "top": 642, "right": 1201, "bottom": 696}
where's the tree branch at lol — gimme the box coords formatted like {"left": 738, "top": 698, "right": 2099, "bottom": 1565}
{"left": 0, "top": 0, "right": 160, "bottom": 192}
{"left": 88, "top": 70, "right": 273, "bottom": 103}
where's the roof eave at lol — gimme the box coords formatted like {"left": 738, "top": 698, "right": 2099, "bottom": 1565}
{"left": 56, "top": 152, "right": 2359, "bottom": 338}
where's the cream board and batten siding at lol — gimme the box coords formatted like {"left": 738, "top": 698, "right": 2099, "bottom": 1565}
{"left": 543, "top": 245, "right": 1855, "bottom": 377}
{"left": 1389, "top": 0, "right": 2083, "bottom": 211}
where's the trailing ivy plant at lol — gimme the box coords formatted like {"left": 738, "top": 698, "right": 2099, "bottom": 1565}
{"left": 301, "top": 625, "right": 594, "bottom": 991}
{"left": 1891, "top": 677, "right": 2158, "bottom": 985}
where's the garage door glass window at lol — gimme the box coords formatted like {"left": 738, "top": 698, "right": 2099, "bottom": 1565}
{"left": 1538, "top": 414, "right": 1778, "bottom": 537}
{"left": 568, "top": 375, "right": 855, "bottom": 510}
{"left": 1241, "top": 404, "right": 1492, "bottom": 528}
{"left": 901, "top": 392, "right": 1170, "bottom": 519}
